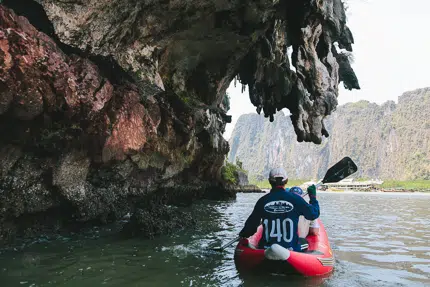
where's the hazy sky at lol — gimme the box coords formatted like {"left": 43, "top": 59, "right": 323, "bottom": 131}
{"left": 224, "top": 0, "right": 430, "bottom": 139}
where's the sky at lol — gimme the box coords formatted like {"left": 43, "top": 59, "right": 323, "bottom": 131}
{"left": 223, "top": 0, "right": 430, "bottom": 139}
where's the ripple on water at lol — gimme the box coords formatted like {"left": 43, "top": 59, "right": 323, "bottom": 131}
{"left": 412, "top": 264, "right": 430, "bottom": 275}
{"left": 331, "top": 260, "right": 429, "bottom": 287}
{"left": 362, "top": 254, "right": 430, "bottom": 264}
{"left": 336, "top": 245, "right": 385, "bottom": 254}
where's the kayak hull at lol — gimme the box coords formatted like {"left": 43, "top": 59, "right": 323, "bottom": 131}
{"left": 234, "top": 219, "right": 334, "bottom": 277}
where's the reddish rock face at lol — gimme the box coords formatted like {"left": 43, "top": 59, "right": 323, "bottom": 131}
{"left": 0, "top": 5, "right": 230, "bottom": 243}
{"left": 0, "top": 8, "right": 113, "bottom": 120}
{"left": 102, "top": 89, "right": 155, "bottom": 162}
{"left": 0, "top": 6, "right": 163, "bottom": 162}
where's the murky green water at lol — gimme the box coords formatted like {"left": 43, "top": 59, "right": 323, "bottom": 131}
{"left": 0, "top": 192, "right": 429, "bottom": 287}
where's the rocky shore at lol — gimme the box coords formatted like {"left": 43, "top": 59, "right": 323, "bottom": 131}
{"left": 233, "top": 185, "right": 264, "bottom": 193}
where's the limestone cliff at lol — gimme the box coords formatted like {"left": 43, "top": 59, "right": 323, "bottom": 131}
{"left": 229, "top": 88, "right": 430, "bottom": 180}
{"left": 0, "top": 0, "right": 357, "bottom": 244}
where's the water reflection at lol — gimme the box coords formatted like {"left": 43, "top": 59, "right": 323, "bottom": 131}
{"left": 0, "top": 193, "right": 429, "bottom": 286}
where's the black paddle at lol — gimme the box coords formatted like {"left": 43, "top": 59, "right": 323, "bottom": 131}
{"left": 321, "top": 156, "right": 358, "bottom": 184}
{"left": 303, "top": 156, "right": 358, "bottom": 196}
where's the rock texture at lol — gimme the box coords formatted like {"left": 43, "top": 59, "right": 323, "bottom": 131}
{"left": 0, "top": 0, "right": 357, "bottom": 244}
{"left": 229, "top": 88, "right": 430, "bottom": 180}
{"left": 19, "top": 0, "right": 357, "bottom": 144}
{"left": 236, "top": 170, "right": 249, "bottom": 186}
{"left": 0, "top": 5, "right": 230, "bottom": 243}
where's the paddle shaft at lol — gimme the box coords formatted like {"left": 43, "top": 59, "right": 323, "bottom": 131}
{"left": 300, "top": 180, "right": 322, "bottom": 198}
{"left": 211, "top": 236, "right": 240, "bottom": 251}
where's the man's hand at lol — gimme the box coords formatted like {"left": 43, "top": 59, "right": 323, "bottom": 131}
{"left": 307, "top": 184, "right": 317, "bottom": 198}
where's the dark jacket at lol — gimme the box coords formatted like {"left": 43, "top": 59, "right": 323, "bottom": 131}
{"left": 239, "top": 187, "right": 320, "bottom": 251}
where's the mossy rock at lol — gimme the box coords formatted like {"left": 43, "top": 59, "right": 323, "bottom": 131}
{"left": 221, "top": 161, "right": 248, "bottom": 185}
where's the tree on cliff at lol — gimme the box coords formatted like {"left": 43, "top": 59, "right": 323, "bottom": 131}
{"left": 222, "top": 93, "right": 231, "bottom": 112}
{"left": 236, "top": 158, "right": 243, "bottom": 169}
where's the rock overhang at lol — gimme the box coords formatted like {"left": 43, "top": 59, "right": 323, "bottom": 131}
{"left": 0, "top": 0, "right": 359, "bottom": 242}
{"left": 31, "top": 0, "right": 358, "bottom": 143}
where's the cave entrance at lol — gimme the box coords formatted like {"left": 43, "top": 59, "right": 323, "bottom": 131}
{"left": 223, "top": 80, "right": 291, "bottom": 141}
{"left": 223, "top": 82, "right": 254, "bottom": 140}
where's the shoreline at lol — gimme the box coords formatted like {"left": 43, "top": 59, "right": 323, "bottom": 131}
{"left": 260, "top": 189, "right": 430, "bottom": 195}
{"left": 253, "top": 180, "right": 430, "bottom": 193}
{"left": 319, "top": 190, "right": 430, "bottom": 196}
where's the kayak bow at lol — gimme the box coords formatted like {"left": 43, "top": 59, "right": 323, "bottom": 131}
{"left": 234, "top": 219, "right": 334, "bottom": 277}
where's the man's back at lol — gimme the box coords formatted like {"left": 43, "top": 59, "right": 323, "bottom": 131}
{"left": 239, "top": 187, "right": 320, "bottom": 251}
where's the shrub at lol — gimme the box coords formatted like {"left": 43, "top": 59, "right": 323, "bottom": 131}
{"left": 221, "top": 161, "right": 239, "bottom": 185}
{"left": 222, "top": 93, "right": 230, "bottom": 112}
{"left": 236, "top": 158, "right": 243, "bottom": 169}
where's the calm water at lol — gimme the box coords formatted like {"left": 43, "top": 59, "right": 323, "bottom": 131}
{"left": 0, "top": 192, "right": 429, "bottom": 287}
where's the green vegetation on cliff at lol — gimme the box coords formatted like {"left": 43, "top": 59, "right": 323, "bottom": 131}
{"left": 221, "top": 160, "right": 247, "bottom": 185}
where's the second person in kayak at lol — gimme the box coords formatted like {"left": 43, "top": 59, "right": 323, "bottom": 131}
{"left": 289, "top": 186, "right": 320, "bottom": 238}
{"left": 238, "top": 167, "right": 320, "bottom": 252}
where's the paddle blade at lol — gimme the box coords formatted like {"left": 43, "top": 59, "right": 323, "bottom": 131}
{"left": 322, "top": 157, "right": 358, "bottom": 183}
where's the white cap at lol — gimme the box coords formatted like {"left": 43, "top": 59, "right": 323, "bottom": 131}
{"left": 268, "top": 167, "right": 288, "bottom": 182}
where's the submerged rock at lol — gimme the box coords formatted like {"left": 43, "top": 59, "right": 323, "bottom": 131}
{"left": 121, "top": 205, "right": 196, "bottom": 239}
{"left": 0, "top": 0, "right": 358, "bottom": 243}
{"left": 234, "top": 185, "right": 264, "bottom": 193}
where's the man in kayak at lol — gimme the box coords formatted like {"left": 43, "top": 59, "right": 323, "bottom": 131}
{"left": 238, "top": 167, "right": 319, "bottom": 252}
{"left": 289, "top": 186, "right": 320, "bottom": 238}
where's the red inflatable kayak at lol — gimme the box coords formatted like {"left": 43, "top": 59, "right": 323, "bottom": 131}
{"left": 234, "top": 219, "right": 334, "bottom": 277}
